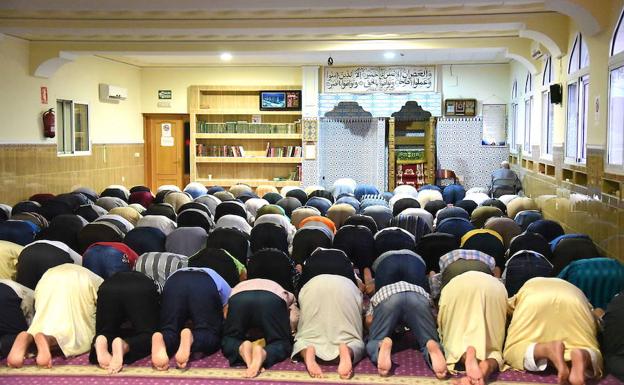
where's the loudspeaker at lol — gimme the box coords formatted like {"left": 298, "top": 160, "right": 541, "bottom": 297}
{"left": 550, "top": 83, "right": 563, "bottom": 104}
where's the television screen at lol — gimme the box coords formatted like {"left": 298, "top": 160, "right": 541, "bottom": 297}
{"left": 259, "top": 90, "right": 301, "bottom": 111}
{"left": 260, "top": 92, "right": 286, "bottom": 109}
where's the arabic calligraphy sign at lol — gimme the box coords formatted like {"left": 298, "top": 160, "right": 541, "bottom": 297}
{"left": 324, "top": 66, "right": 436, "bottom": 93}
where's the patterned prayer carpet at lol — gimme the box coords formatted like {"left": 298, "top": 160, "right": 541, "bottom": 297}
{"left": 1, "top": 344, "right": 622, "bottom": 385}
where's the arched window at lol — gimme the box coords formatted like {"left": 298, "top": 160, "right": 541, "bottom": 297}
{"left": 524, "top": 72, "right": 533, "bottom": 154}
{"left": 541, "top": 57, "right": 555, "bottom": 157}
{"left": 608, "top": 8, "right": 624, "bottom": 170}
{"left": 510, "top": 80, "right": 518, "bottom": 152}
{"left": 566, "top": 33, "right": 590, "bottom": 164}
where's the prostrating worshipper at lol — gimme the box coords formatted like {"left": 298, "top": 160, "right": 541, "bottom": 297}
{"left": 291, "top": 226, "right": 333, "bottom": 268}
{"left": 502, "top": 250, "right": 553, "bottom": 297}
{"left": 292, "top": 274, "right": 364, "bottom": 379}
{"left": 15, "top": 239, "right": 82, "bottom": 290}
{"left": 134, "top": 251, "right": 188, "bottom": 291}
{"left": 246, "top": 248, "right": 298, "bottom": 293}
{"left": 188, "top": 247, "right": 243, "bottom": 287}
{"left": 601, "top": 291, "right": 624, "bottom": 381}
{"left": 365, "top": 253, "right": 445, "bottom": 378}
{"left": 429, "top": 249, "right": 497, "bottom": 299}
{"left": 557, "top": 257, "right": 624, "bottom": 309}
{"left": 165, "top": 227, "right": 208, "bottom": 257}
{"left": 0, "top": 280, "right": 33, "bottom": 358}
{"left": 504, "top": 278, "right": 603, "bottom": 385}
{"left": 90, "top": 271, "right": 160, "bottom": 374}
{"left": 82, "top": 242, "right": 138, "bottom": 277}
{"left": 437, "top": 271, "right": 508, "bottom": 385}
{"left": 205, "top": 227, "right": 249, "bottom": 266}
{"left": 250, "top": 222, "right": 289, "bottom": 255}
{"left": 151, "top": 267, "right": 231, "bottom": 371}
{"left": 222, "top": 278, "right": 298, "bottom": 378}
{"left": 333, "top": 224, "right": 374, "bottom": 292}
{"left": 0, "top": 240, "right": 24, "bottom": 280}
{"left": 416, "top": 233, "right": 459, "bottom": 273}
{"left": 7, "top": 264, "right": 103, "bottom": 368}
{"left": 297, "top": 248, "right": 360, "bottom": 291}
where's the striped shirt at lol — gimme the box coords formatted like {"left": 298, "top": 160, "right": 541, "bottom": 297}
{"left": 134, "top": 252, "right": 188, "bottom": 292}
{"left": 366, "top": 281, "right": 430, "bottom": 317}
{"left": 429, "top": 249, "right": 496, "bottom": 299}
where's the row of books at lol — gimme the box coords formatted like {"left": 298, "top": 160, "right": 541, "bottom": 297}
{"left": 266, "top": 143, "right": 302, "bottom": 158}
{"left": 196, "top": 145, "right": 246, "bottom": 157}
{"left": 196, "top": 121, "right": 301, "bottom": 134}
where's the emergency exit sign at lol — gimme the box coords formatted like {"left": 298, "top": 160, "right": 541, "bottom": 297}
{"left": 158, "top": 90, "right": 172, "bottom": 100}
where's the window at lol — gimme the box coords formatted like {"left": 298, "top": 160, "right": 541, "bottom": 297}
{"left": 565, "top": 34, "right": 589, "bottom": 164}
{"left": 607, "top": 8, "right": 624, "bottom": 171}
{"left": 541, "top": 57, "right": 555, "bottom": 156}
{"left": 56, "top": 99, "right": 90, "bottom": 155}
{"left": 510, "top": 80, "right": 518, "bottom": 152}
{"left": 524, "top": 72, "right": 533, "bottom": 154}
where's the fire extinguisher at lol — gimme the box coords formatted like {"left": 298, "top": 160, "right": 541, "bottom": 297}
{"left": 42, "top": 108, "right": 55, "bottom": 138}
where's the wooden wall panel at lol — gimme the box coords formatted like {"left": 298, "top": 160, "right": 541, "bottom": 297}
{"left": 0, "top": 143, "right": 144, "bottom": 205}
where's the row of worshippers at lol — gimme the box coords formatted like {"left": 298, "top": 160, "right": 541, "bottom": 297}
{"left": 1, "top": 250, "right": 621, "bottom": 384}
{"left": 0, "top": 180, "right": 622, "bottom": 382}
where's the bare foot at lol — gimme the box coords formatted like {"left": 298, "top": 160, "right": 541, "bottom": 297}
{"left": 569, "top": 349, "right": 590, "bottom": 385}
{"left": 175, "top": 328, "right": 193, "bottom": 369}
{"left": 7, "top": 332, "right": 32, "bottom": 368}
{"left": 95, "top": 335, "right": 112, "bottom": 370}
{"left": 538, "top": 341, "right": 569, "bottom": 384}
{"left": 465, "top": 346, "right": 484, "bottom": 385}
{"left": 303, "top": 346, "right": 323, "bottom": 378}
{"left": 151, "top": 332, "right": 169, "bottom": 371}
{"left": 243, "top": 344, "right": 266, "bottom": 378}
{"left": 34, "top": 333, "right": 53, "bottom": 369}
{"left": 377, "top": 337, "right": 393, "bottom": 376}
{"left": 426, "top": 339, "right": 447, "bottom": 379}
{"left": 108, "top": 338, "right": 128, "bottom": 374}
{"left": 337, "top": 343, "right": 353, "bottom": 379}
{"left": 239, "top": 340, "right": 253, "bottom": 369}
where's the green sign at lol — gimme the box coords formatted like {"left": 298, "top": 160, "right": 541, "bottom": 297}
{"left": 158, "top": 90, "right": 172, "bottom": 100}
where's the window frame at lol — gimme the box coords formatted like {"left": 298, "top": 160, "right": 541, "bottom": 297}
{"left": 523, "top": 72, "right": 533, "bottom": 155}
{"left": 541, "top": 57, "right": 555, "bottom": 160}
{"left": 510, "top": 80, "right": 519, "bottom": 153}
{"left": 565, "top": 33, "right": 589, "bottom": 166}
{"left": 56, "top": 99, "right": 91, "bottom": 157}
{"left": 607, "top": 8, "right": 624, "bottom": 174}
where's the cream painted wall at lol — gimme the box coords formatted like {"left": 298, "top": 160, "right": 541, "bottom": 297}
{"left": 140, "top": 67, "right": 302, "bottom": 113}
{"left": 0, "top": 35, "right": 143, "bottom": 144}
{"left": 441, "top": 64, "right": 510, "bottom": 116}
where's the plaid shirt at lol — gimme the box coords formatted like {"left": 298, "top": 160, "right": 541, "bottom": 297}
{"left": 366, "top": 281, "right": 430, "bottom": 317}
{"left": 429, "top": 249, "right": 496, "bottom": 299}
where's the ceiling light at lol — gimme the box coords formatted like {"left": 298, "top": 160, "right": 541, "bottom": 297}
{"left": 384, "top": 52, "right": 396, "bottom": 59}
{"left": 220, "top": 52, "right": 232, "bottom": 61}
{"left": 357, "top": 33, "right": 399, "bottom": 38}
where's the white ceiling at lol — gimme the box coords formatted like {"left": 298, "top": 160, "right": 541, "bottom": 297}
{"left": 0, "top": 0, "right": 553, "bottom": 67}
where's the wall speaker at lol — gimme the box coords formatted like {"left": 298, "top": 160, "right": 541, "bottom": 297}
{"left": 550, "top": 83, "right": 563, "bottom": 104}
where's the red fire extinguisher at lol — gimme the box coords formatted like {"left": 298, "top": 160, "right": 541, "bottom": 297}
{"left": 42, "top": 108, "right": 55, "bottom": 138}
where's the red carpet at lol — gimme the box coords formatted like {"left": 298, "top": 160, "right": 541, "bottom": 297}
{"left": 1, "top": 343, "right": 622, "bottom": 385}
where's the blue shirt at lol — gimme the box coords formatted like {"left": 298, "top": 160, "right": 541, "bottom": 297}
{"left": 170, "top": 267, "right": 232, "bottom": 306}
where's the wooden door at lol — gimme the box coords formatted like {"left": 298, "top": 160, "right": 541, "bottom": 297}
{"left": 144, "top": 114, "right": 185, "bottom": 191}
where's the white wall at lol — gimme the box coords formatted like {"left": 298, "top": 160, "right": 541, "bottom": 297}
{"left": 0, "top": 35, "right": 143, "bottom": 144}
{"left": 140, "top": 67, "right": 302, "bottom": 113}
{"left": 441, "top": 64, "right": 510, "bottom": 116}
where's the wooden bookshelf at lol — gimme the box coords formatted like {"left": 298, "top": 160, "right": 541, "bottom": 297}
{"left": 189, "top": 85, "right": 303, "bottom": 187}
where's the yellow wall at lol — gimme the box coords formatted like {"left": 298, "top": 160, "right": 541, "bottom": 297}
{"left": 442, "top": 64, "right": 510, "bottom": 115}
{"left": 0, "top": 35, "right": 143, "bottom": 144}
{"left": 140, "top": 67, "right": 303, "bottom": 113}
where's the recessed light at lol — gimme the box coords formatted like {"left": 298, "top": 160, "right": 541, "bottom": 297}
{"left": 384, "top": 52, "right": 396, "bottom": 59}
{"left": 220, "top": 52, "right": 232, "bottom": 61}
{"left": 357, "top": 33, "right": 399, "bottom": 38}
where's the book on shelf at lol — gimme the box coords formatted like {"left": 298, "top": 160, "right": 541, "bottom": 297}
{"left": 264, "top": 142, "right": 302, "bottom": 157}
{"left": 195, "top": 144, "right": 246, "bottom": 157}
{"left": 196, "top": 120, "right": 301, "bottom": 134}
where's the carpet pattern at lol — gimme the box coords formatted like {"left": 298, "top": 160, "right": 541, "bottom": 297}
{"left": 1, "top": 345, "right": 622, "bottom": 385}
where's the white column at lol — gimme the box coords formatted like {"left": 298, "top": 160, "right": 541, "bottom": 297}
{"left": 301, "top": 66, "right": 320, "bottom": 118}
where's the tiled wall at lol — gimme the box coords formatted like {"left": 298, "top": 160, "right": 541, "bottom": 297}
{"left": 0, "top": 143, "right": 144, "bottom": 205}
{"left": 511, "top": 145, "right": 623, "bottom": 261}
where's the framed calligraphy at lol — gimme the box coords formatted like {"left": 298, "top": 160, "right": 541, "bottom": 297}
{"left": 323, "top": 66, "right": 437, "bottom": 93}
{"left": 444, "top": 99, "right": 476, "bottom": 117}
